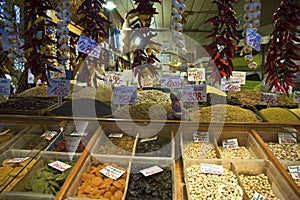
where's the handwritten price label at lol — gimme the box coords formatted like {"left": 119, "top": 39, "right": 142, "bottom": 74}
{"left": 193, "top": 131, "right": 210, "bottom": 143}
{"left": 222, "top": 138, "right": 239, "bottom": 149}
{"left": 260, "top": 92, "right": 277, "bottom": 106}
{"left": 105, "top": 71, "right": 122, "bottom": 85}
{"left": 108, "top": 133, "right": 124, "bottom": 138}
{"left": 161, "top": 73, "right": 182, "bottom": 88}
{"left": 288, "top": 166, "right": 300, "bottom": 180}
{"left": 113, "top": 86, "right": 137, "bottom": 105}
{"left": 278, "top": 133, "right": 297, "bottom": 144}
{"left": 232, "top": 71, "right": 246, "bottom": 85}
{"left": 48, "top": 160, "right": 72, "bottom": 172}
{"left": 188, "top": 68, "right": 205, "bottom": 82}
{"left": 294, "top": 91, "right": 300, "bottom": 104}
{"left": 251, "top": 192, "right": 269, "bottom": 200}
{"left": 48, "top": 79, "right": 70, "bottom": 97}
{"left": 140, "top": 165, "right": 163, "bottom": 177}
{"left": 100, "top": 165, "right": 125, "bottom": 180}
{"left": 221, "top": 77, "right": 241, "bottom": 91}
{"left": 141, "top": 79, "right": 153, "bottom": 87}
{"left": 8, "top": 157, "right": 30, "bottom": 163}
{"left": 246, "top": 28, "right": 262, "bottom": 51}
{"left": 200, "top": 163, "right": 224, "bottom": 175}
{"left": 50, "top": 65, "right": 66, "bottom": 79}
{"left": 182, "top": 84, "right": 207, "bottom": 102}
{"left": 76, "top": 35, "right": 101, "bottom": 58}
{"left": 0, "top": 78, "right": 10, "bottom": 95}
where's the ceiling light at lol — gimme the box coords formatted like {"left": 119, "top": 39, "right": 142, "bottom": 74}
{"left": 104, "top": 1, "right": 116, "bottom": 10}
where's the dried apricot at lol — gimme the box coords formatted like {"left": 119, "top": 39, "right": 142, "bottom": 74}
{"left": 104, "top": 191, "right": 113, "bottom": 198}
{"left": 113, "top": 181, "right": 122, "bottom": 188}
{"left": 91, "top": 176, "right": 102, "bottom": 187}
{"left": 114, "top": 191, "right": 123, "bottom": 199}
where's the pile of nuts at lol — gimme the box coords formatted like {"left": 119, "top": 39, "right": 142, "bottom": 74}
{"left": 137, "top": 90, "right": 171, "bottom": 106}
{"left": 239, "top": 174, "right": 279, "bottom": 199}
{"left": 219, "top": 147, "right": 255, "bottom": 159}
{"left": 267, "top": 142, "right": 299, "bottom": 161}
{"left": 186, "top": 165, "right": 243, "bottom": 200}
{"left": 183, "top": 143, "right": 217, "bottom": 159}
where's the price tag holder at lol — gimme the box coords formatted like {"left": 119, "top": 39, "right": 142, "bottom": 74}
{"left": 278, "top": 133, "right": 297, "bottom": 144}
{"left": 193, "top": 131, "right": 210, "bottom": 143}
{"left": 188, "top": 68, "right": 205, "bottom": 82}
{"left": 0, "top": 129, "right": 11, "bottom": 136}
{"left": 294, "top": 91, "right": 300, "bottom": 104}
{"left": 200, "top": 163, "right": 224, "bottom": 175}
{"left": 251, "top": 191, "right": 269, "bottom": 200}
{"left": 222, "top": 138, "right": 239, "bottom": 149}
{"left": 140, "top": 136, "right": 158, "bottom": 143}
{"left": 140, "top": 165, "right": 163, "bottom": 177}
{"left": 7, "top": 157, "right": 30, "bottom": 164}
{"left": 48, "top": 79, "right": 70, "bottom": 97}
{"left": 113, "top": 86, "right": 137, "bottom": 105}
{"left": 48, "top": 160, "right": 72, "bottom": 172}
{"left": 288, "top": 166, "right": 300, "bottom": 180}
{"left": 108, "top": 133, "right": 124, "bottom": 138}
{"left": 181, "top": 84, "right": 207, "bottom": 102}
{"left": 221, "top": 77, "right": 241, "bottom": 91}
{"left": 160, "top": 73, "right": 182, "bottom": 88}
{"left": 232, "top": 71, "right": 246, "bottom": 85}
{"left": 50, "top": 65, "right": 66, "bottom": 79}
{"left": 105, "top": 71, "right": 123, "bottom": 85}
{"left": 100, "top": 165, "right": 125, "bottom": 180}
{"left": 260, "top": 92, "right": 277, "bottom": 106}
{"left": 0, "top": 78, "right": 10, "bottom": 95}
{"left": 76, "top": 35, "right": 101, "bottom": 58}
{"left": 246, "top": 28, "right": 262, "bottom": 51}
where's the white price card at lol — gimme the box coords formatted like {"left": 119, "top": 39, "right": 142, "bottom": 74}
{"left": 48, "top": 160, "right": 72, "bottom": 172}
{"left": 222, "top": 138, "right": 239, "bottom": 149}
{"left": 294, "top": 91, "right": 300, "bottom": 104}
{"left": 48, "top": 79, "right": 71, "bottom": 97}
{"left": 76, "top": 35, "right": 101, "bottom": 58}
{"left": 0, "top": 78, "right": 10, "bottom": 95}
{"left": 113, "top": 86, "right": 137, "bottom": 105}
{"left": 100, "top": 165, "right": 125, "bottom": 180}
{"left": 121, "top": 70, "right": 133, "bottom": 82}
{"left": 140, "top": 136, "right": 158, "bottom": 143}
{"left": 105, "top": 71, "right": 123, "bottom": 85}
{"left": 232, "top": 71, "right": 246, "bottom": 85}
{"left": 140, "top": 166, "right": 163, "bottom": 177}
{"left": 182, "top": 84, "right": 207, "bottom": 102}
{"left": 108, "top": 133, "right": 124, "bottom": 138}
{"left": 193, "top": 131, "right": 210, "bottom": 143}
{"left": 200, "top": 163, "right": 224, "bottom": 175}
{"left": 141, "top": 78, "right": 153, "bottom": 87}
{"left": 50, "top": 65, "right": 66, "bottom": 79}
{"left": 288, "top": 166, "right": 300, "bottom": 180}
{"left": 8, "top": 157, "right": 30, "bottom": 164}
{"left": 260, "top": 92, "right": 277, "bottom": 106}
{"left": 221, "top": 77, "right": 241, "bottom": 91}
{"left": 278, "top": 133, "right": 297, "bottom": 144}
{"left": 41, "top": 130, "right": 59, "bottom": 141}
{"left": 160, "top": 73, "right": 182, "bottom": 88}
{"left": 246, "top": 28, "right": 262, "bottom": 51}
{"left": 251, "top": 191, "right": 270, "bottom": 200}
{"left": 188, "top": 68, "right": 205, "bottom": 82}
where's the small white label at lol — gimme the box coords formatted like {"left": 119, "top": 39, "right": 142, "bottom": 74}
{"left": 251, "top": 191, "right": 269, "bottom": 200}
{"left": 200, "top": 163, "right": 224, "bottom": 175}
{"left": 221, "top": 77, "right": 241, "bottom": 91}
{"left": 188, "top": 68, "right": 205, "bottom": 82}
{"left": 246, "top": 28, "right": 262, "bottom": 51}
{"left": 100, "top": 165, "right": 125, "bottom": 180}
{"left": 76, "top": 35, "right": 101, "bottom": 58}
{"left": 48, "top": 79, "right": 71, "bottom": 97}
{"left": 222, "top": 138, "right": 239, "bottom": 149}
{"left": 48, "top": 160, "right": 72, "bottom": 172}
{"left": 193, "top": 131, "right": 210, "bottom": 143}
{"left": 181, "top": 84, "right": 207, "bottom": 102}
{"left": 70, "top": 132, "right": 88, "bottom": 137}
{"left": 140, "top": 136, "right": 158, "bottom": 143}
{"left": 41, "top": 130, "right": 58, "bottom": 141}
{"left": 108, "top": 133, "right": 124, "bottom": 138}
{"left": 105, "top": 71, "right": 123, "bottom": 85}
{"left": 278, "top": 133, "right": 297, "bottom": 144}
{"left": 294, "top": 91, "right": 300, "bottom": 104}
{"left": 7, "top": 157, "right": 30, "bottom": 164}
{"left": 260, "top": 92, "right": 277, "bottom": 106}
{"left": 160, "top": 73, "right": 182, "bottom": 88}
{"left": 232, "top": 71, "right": 246, "bottom": 85}
{"left": 0, "top": 129, "right": 11, "bottom": 136}
{"left": 0, "top": 78, "right": 11, "bottom": 95}
{"left": 113, "top": 86, "right": 137, "bottom": 105}
{"left": 288, "top": 166, "right": 300, "bottom": 180}
{"left": 121, "top": 70, "right": 133, "bottom": 82}
{"left": 140, "top": 165, "right": 163, "bottom": 177}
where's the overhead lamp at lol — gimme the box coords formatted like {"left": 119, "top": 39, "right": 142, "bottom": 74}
{"left": 104, "top": 1, "right": 116, "bottom": 10}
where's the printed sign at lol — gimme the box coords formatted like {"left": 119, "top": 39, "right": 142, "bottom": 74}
{"left": 193, "top": 131, "right": 210, "bottom": 143}
{"left": 260, "top": 92, "right": 277, "bottom": 106}
{"left": 48, "top": 79, "right": 70, "bottom": 96}
{"left": 76, "top": 35, "right": 101, "bottom": 58}
{"left": 246, "top": 28, "right": 262, "bottom": 51}
{"left": 251, "top": 192, "right": 269, "bottom": 200}
{"left": 278, "top": 133, "right": 297, "bottom": 144}
{"left": 113, "top": 86, "right": 137, "bottom": 105}
{"left": 50, "top": 65, "right": 66, "bottom": 79}
{"left": 0, "top": 78, "right": 10, "bottom": 95}
{"left": 140, "top": 136, "right": 158, "bottom": 143}
{"left": 105, "top": 71, "right": 122, "bottom": 85}
{"left": 294, "top": 91, "right": 300, "bottom": 104}
{"left": 48, "top": 160, "right": 72, "bottom": 172}
{"left": 221, "top": 77, "right": 241, "bottom": 91}
{"left": 100, "top": 165, "right": 125, "bottom": 180}
{"left": 181, "top": 84, "right": 207, "bottom": 102}
{"left": 8, "top": 157, "right": 30, "bottom": 164}
{"left": 232, "top": 71, "right": 246, "bottom": 85}
{"left": 222, "top": 138, "right": 239, "bottom": 149}
{"left": 41, "top": 130, "right": 58, "bottom": 141}
{"left": 200, "top": 163, "right": 224, "bottom": 175}
{"left": 188, "top": 68, "right": 205, "bottom": 82}
{"left": 160, "top": 53, "right": 171, "bottom": 64}
{"left": 288, "top": 166, "right": 300, "bottom": 180}
{"left": 140, "top": 166, "right": 163, "bottom": 177}
{"left": 161, "top": 73, "right": 182, "bottom": 88}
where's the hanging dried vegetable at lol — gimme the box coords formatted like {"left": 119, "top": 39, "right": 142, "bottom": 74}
{"left": 264, "top": 0, "right": 300, "bottom": 95}
{"left": 205, "top": 0, "right": 239, "bottom": 82}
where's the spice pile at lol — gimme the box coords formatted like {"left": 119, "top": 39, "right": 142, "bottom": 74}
{"left": 0, "top": 98, "right": 55, "bottom": 111}
{"left": 259, "top": 107, "right": 300, "bottom": 123}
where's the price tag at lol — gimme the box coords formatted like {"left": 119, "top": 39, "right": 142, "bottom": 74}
{"left": 278, "top": 133, "right": 297, "bottom": 144}
{"left": 48, "top": 79, "right": 70, "bottom": 97}
{"left": 7, "top": 157, "right": 30, "bottom": 164}
{"left": 294, "top": 91, "right": 300, "bottom": 104}
{"left": 260, "top": 92, "right": 277, "bottom": 106}
{"left": 50, "top": 65, "right": 66, "bottom": 79}
{"left": 140, "top": 136, "right": 158, "bottom": 143}
{"left": 193, "top": 131, "right": 210, "bottom": 143}
{"left": 113, "top": 86, "right": 137, "bottom": 105}
{"left": 246, "top": 28, "right": 262, "bottom": 51}
{"left": 222, "top": 138, "right": 239, "bottom": 149}
{"left": 0, "top": 129, "right": 11, "bottom": 136}
{"left": 160, "top": 73, "right": 182, "bottom": 88}
{"left": 232, "top": 71, "right": 246, "bottom": 85}
{"left": 141, "top": 78, "right": 153, "bottom": 87}
{"left": 288, "top": 166, "right": 300, "bottom": 180}
{"left": 108, "top": 133, "right": 124, "bottom": 138}
{"left": 188, "top": 68, "right": 205, "bottom": 81}
{"left": 181, "top": 84, "right": 207, "bottom": 102}
{"left": 48, "top": 160, "right": 72, "bottom": 172}
{"left": 121, "top": 70, "right": 133, "bottom": 82}
{"left": 221, "top": 77, "right": 241, "bottom": 91}
{"left": 251, "top": 192, "right": 269, "bottom": 200}
{"left": 100, "top": 165, "right": 125, "bottom": 180}
{"left": 76, "top": 35, "right": 101, "bottom": 58}
{"left": 0, "top": 78, "right": 10, "bottom": 95}
{"left": 70, "top": 132, "right": 88, "bottom": 137}
{"left": 105, "top": 71, "right": 123, "bottom": 85}
{"left": 200, "top": 163, "right": 224, "bottom": 175}
{"left": 140, "top": 165, "right": 163, "bottom": 177}
{"left": 41, "top": 130, "right": 58, "bottom": 141}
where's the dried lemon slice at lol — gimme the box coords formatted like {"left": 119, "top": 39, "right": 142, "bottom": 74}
{"left": 9, "top": 167, "right": 23, "bottom": 176}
